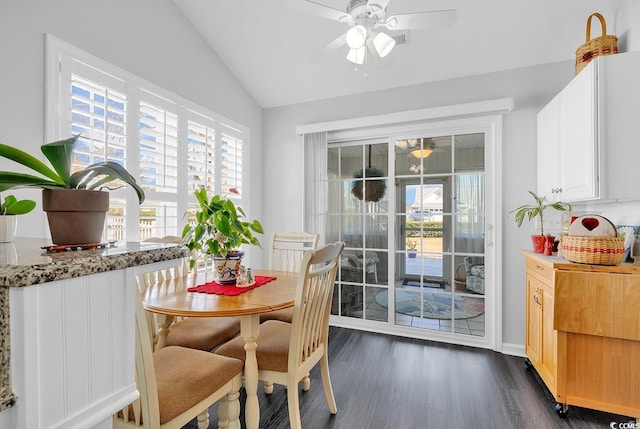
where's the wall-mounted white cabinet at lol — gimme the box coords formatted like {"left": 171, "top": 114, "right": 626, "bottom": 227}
{"left": 537, "top": 51, "right": 640, "bottom": 203}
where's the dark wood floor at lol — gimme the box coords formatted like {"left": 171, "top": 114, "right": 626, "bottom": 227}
{"left": 185, "top": 326, "right": 635, "bottom": 429}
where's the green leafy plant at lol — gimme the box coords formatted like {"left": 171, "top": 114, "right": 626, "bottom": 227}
{"left": 0, "top": 135, "right": 144, "bottom": 203}
{"left": 181, "top": 187, "right": 263, "bottom": 268}
{"left": 0, "top": 194, "right": 36, "bottom": 215}
{"left": 511, "top": 191, "right": 570, "bottom": 236}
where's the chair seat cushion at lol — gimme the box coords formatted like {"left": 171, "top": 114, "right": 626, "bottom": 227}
{"left": 215, "top": 320, "right": 291, "bottom": 372}
{"left": 259, "top": 307, "right": 293, "bottom": 323}
{"left": 167, "top": 317, "right": 241, "bottom": 351}
{"left": 470, "top": 265, "right": 485, "bottom": 279}
{"left": 154, "top": 346, "right": 244, "bottom": 424}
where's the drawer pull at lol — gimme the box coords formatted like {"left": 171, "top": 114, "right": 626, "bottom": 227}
{"left": 534, "top": 265, "right": 544, "bottom": 271}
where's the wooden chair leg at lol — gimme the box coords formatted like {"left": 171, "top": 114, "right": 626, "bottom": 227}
{"left": 264, "top": 380, "right": 274, "bottom": 394}
{"left": 302, "top": 373, "right": 311, "bottom": 391}
{"left": 287, "top": 381, "right": 302, "bottom": 429}
{"left": 222, "top": 382, "right": 241, "bottom": 429}
{"left": 320, "top": 355, "right": 337, "bottom": 414}
{"left": 197, "top": 410, "right": 210, "bottom": 429}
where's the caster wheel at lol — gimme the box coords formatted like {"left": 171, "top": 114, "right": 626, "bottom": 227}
{"left": 555, "top": 403, "right": 569, "bottom": 417}
{"left": 524, "top": 358, "right": 534, "bottom": 369}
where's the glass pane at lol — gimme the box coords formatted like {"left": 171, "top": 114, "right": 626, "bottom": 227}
{"left": 327, "top": 181, "right": 341, "bottom": 213}
{"left": 454, "top": 173, "right": 485, "bottom": 253}
{"left": 422, "top": 136, "right": 452, "bottom": 174}
{"left": 328, "top": 147, "right": 339, "bottom": 179}
{"left": 342, "top": 215, "right": 362, "bottom": 244}
{"left": 339, "top": 284, "right": 363, "bottom": 318}
{"left": 366, "top": 286, "right": 388, "bottom": 322}
{"left": 454, "top": 133, "right": 485, "bottom": 172}
{"left": 395, "top": 138, "right": 420, "bottom": 176}
{"left": 340, "top": 146, "right": 363, "bottom": 180}
{"left": 364, "top": 215, "right": 387, "bottom": 249}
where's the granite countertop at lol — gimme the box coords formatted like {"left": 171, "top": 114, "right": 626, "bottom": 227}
{"left": 0, "top": 237, "right": 189, "bottom": 287}
{"left": 0, "top": 237, "right": 189, "bottom": 414}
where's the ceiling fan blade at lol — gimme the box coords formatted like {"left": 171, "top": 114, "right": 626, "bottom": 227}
{"left": 287, "top": 0, "right": 353, "bottom": 23}
{"left": 384, "top": 9, "right": 457, "bottom": 30}
{"left": 367, "top": 0, "right": 390, "bottom": 13}
{"left": 311, "top": 33, "right": 347, "bottom": 58}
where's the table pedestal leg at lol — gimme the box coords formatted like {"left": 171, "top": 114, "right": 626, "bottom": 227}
{"left": 240, "top": 315, "right": 260, "bottom": 429}
{"left": 156, "top": 314, "right": 174, "bottom": 349}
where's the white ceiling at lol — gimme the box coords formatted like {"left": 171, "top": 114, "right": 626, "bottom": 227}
{"left": 173, "top": 0, "right": 621, "bottom": 108}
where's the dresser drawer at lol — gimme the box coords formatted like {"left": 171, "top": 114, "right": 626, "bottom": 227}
{"left": 526, "top": 257, "right": 553, "bottom": 282}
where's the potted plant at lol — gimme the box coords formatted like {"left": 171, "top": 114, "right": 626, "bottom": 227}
{"left": 406, "top": 238, "right": 418, "bottom": 258}
{"left": 511, "top": 191, "right": 571, "bottom": 253}
{"left": 0, "top": 135, "right": 145, "bottom": 245}
{"left": 0, "top": 194, "right": 36, "bottom": 243}
{"left": 181, "top": 187, "right": 263, "bottom": 284}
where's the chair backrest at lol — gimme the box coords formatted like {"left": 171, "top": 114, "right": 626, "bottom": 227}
{"left": 137, "top": 237, "right": 191, "bottom": 343}
{"left": 289, "top": 241, "right": 344, "bottom": 372}
{"left": 269, "top": 232, "right": 319, "bottom": 273}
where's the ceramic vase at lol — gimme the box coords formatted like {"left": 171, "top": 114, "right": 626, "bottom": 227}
{"left": 211, "top": 251, "right": 244, "bottom": 284}
{"left": 0, "top": 216, "right": 17, "bottom": 243}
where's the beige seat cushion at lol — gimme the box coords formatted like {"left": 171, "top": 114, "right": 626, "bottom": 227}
{"left": 153, "top": 346, "right": 244, "bottom": 424}
{"left": 259, "top": 307, "right": 293, "bottom": 323}
{"left": 167, "top": 317, "right": 241, "bottom": 351}
{"left": 215, "top": 320, "right": 290, "bottom": 372}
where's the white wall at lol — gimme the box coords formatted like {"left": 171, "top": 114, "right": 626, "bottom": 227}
{"left": 0, "top": 0, "right": 263, "bottom": 264}
{"left": 262, "top": 61, "right": 577, "bottom": 349}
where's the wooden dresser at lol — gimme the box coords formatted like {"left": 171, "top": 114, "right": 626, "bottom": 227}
{"left": 522, "top": 251, "right": 640, "bottom": 419}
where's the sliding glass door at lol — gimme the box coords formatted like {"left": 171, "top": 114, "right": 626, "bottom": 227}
{"left": 393, "top": 134, "right": 485, "bottom": 337}
{"left": 328, "top": 130, "right": 488, "bottom": 342}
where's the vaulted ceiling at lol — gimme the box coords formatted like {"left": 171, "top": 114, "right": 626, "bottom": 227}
{"left": 173, "top": 0, "right": 621, "bottom": 108}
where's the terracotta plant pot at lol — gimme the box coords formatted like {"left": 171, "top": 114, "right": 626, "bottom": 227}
{"left": 42, "top": 189, "right": 109, "bottom": 245}
{"left": 531, "top": 235, "right": 546, "bottom": 253}
{"left": 211, "top": 251, "right": 245, "bottom": 284}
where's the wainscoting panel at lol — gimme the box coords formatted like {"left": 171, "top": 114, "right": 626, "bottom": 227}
{"left": 8, "top": 269, "right": 138, "bottom": 429}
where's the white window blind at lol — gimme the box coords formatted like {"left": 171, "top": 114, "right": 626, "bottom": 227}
{"left": 187, "top": 119, "right": 216, "bottom": 193}
{"left": 46, "top": 35, "right": 250, "bottom": 242}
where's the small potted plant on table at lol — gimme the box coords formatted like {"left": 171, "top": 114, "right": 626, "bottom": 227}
{"left": 181, "top": 187, "right": 263, "bottom": 284}
{"left": 511, "top": 191, "right": 571, "bottom": 253}
{"left": 0, "top": 194, "right": 36, "bottom": 243}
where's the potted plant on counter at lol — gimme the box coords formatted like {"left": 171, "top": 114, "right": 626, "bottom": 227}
{"left": 0, "top": 135, "right": 145, "bottom": 245}
{"left": 511, "top": 190, "right": 571, "bottom": 253}
{"left": 0, "top": 194, "right": 36, "bottom": 243}
{"left": 181, "top": 187, "right": 263, "bottom": 284}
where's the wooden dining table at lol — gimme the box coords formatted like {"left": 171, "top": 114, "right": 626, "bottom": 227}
{"left": 142, "top": 269, "right": 298, "bottom": 429}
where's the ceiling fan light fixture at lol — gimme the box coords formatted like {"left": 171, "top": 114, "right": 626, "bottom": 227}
{"left": 373, "top": 31, "right": 396, "bottom": 57}
{"left": 346, "top": 46, "right": 366, "bottom": 64}
{"left": 410, "top": 149, "right": 433, "bottom": 159}
{"left": 346, "top": 25, "right": 367, "bottom": 49}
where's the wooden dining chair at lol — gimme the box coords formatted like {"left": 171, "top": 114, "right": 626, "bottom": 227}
{"left": 215, "top": 241, "right": 345, "bottom": 429}
{"left": 260, "top": 231, "right": 319, "bottom": 323}
{"left": 139, "top": 237, "right": 241, "bottom": 352}
{"left": 113, "top": 284, "right": 244, "bottom": 429}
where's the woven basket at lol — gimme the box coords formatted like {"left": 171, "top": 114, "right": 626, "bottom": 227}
{"left": 575, "top": 12, "right": 618, "bottom": 75}
{"left": 454, "top": 263, "right": 467, "bottom": 292}
{"left": 562, "top": 235, "right": 625, "bottom": 265}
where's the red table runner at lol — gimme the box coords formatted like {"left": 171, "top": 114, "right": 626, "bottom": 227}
{"left": 187, "top": 275, "right": 277, "bottom": 296}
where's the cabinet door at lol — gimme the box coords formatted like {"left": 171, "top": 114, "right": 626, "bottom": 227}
{"left": 537, "top": 98, "right": 560, "bottom": 200}
{"left": 558, "top": 65, "right": 598, "bottom": 201}
{"left": 525, "top": 273, "right": 542, "bottom": 367}
{"left": 539, "top": 283, "right": 557, "bottom": 391}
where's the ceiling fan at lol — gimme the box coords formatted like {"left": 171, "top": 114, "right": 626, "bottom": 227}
{"left": 291, "top": 0, "right": 457, "bottom": 65}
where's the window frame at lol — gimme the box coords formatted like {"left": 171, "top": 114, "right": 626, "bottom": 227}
{"left": 45, "top": 34, "right": 249, "bottom": 242}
